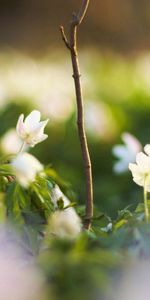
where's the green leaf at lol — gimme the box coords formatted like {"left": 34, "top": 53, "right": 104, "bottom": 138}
{"left": 5, "top": 182, "right": 25, "bottom": 225}
{"left": 0, "top": 154, "right": 15, "bottom": 164}
{"left": 135, "top": 200, "right": 150, "bottom": 213}
{"left": 57, "top": 198, "right": 64, "bottom": 210}
{"left": 45, "top": 167, "right": 71, "bottom": 189}
{"left": 0, "top": 164, "right": 13, "bottom": 176}
{"left": 64, "top": 202, "right": 77, "bottom": 210}
{"left": 117, "top": 208, "right": 133, "bottom": 220}
{"left": 114, "top": 219, "right": 128, "bottom": 230}
{"left": 30, "top": 176, "right": 55, "bottom": 221}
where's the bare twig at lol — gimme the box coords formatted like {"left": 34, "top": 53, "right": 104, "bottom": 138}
{"left": 60, "top": 26, "right": 70, "bottom": 50}
{"left": 60, "top": 0, "right": 93, "bottom": 229}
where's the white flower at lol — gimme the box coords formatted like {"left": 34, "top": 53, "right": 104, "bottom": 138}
{"left": 50, "top": 184, "right": 81, "bottom": 221}
{"left": 49, "top": 210, "right": 81, "bottom": 239}
{"left": 49, "top": 185, "right": 81, "bottom": 238}
{"left": 144, "top": 144, "right": 150, "bottom": 156}
{"left": 0, "top": 129, "right": 28, "bottom": 154}
{"left": 112, "top": 132, "right": 142, "bottom": 174}
{"left": 11, "top": 153, "right": 43, "bottom": 187}
{"left": 16, "top": 110, "right": 49, "bottom": 147}
{"left": 129, "top": 147, "right": 150, "bottom": 191}
{"left": 50, "top": 184, "right": 71, "bottom": 208}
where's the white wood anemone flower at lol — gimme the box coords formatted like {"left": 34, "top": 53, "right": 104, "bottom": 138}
{"left": 129, "top": 145, "right": 150, "bottom": 222}
{"left": 112, "top": 132, "right": 142, "bottom": 174}
{"left": 11, "top": 153, "right": 43, "bottom": 187}
{"left": 50, "top": 184, "right": 74, "bottom": 209}
{"left": 49, "top": 210, "right": 81, "bottom": 239}
{"left": 49, "top": 185, "right": 82, "bottom": 238}
{"left": 129, "top": 146, "right": 150, "bottom": 192}
{"left": 16, "top": 110, "right": 49, "bottom": 148}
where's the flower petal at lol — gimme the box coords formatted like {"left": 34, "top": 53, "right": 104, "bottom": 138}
{"left": 24, "top": 110, "right": 41, "bottom": 131}
{"left": 136, "top": 152, "right": 150, "bottom": 172}
{"left": 32, "top": 119, "right": 49, "bottom": 136}
{"left": 122, "top": 132, "right": 142, "bottom": 154}
{"left": 129, "top": 162, "right": 139, "bottom": 173}
{"left": 28, "top": 134, "right": 48, "bottom": 148}
{"left": 36, "top": 134, "right": 48, "bottom": 143}
{"left": 113, "top": 160, "right": 129, "bottom": 174}
{"left": 112, "top": 145, "right": 129, "bottom": 160}
{"left": 133, "top": 176, "right": 144, "bottom": 187}
{"left": 144, "top": 144, "right": 150, "bottom": 156}
{"left": 16, "top": 114, "right": 26, "bottom": 137}
{"left": 129, "top": 163, "right": 144, "bottom": 187}
{"left": 11, "top": 153, "right": 43, "bottom": 187}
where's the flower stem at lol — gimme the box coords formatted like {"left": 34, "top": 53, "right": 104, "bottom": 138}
{"left": 144, "top": 177, "right": 149, "bottom": 222}
{"left": 19, "top": 141, "right": 25, "bottom": 154}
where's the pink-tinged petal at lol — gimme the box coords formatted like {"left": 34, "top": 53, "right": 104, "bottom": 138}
{"left": 16, "top": 114, "right": 26, "bottom": 137}
{"left": 122, "top": 132, "right": 142, "bottom": 154}
{"left": 24, "top": 110, "right": 41, "bottom": 130}
{"left": 144, "top": 144, "right": 150, "bottom": 156}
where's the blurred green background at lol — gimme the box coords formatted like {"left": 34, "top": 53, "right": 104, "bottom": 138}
{"left": 0, "top": 0, "right": 150, "bottom": 217}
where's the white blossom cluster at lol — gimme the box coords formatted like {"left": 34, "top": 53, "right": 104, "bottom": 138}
{"left": 3, "top": 110, "right": 81, "bottom": 239}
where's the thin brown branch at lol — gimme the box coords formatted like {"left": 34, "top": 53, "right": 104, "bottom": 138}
{"left": 60, "top": 0, "right": 93, "bottom": 230}
{"left": 74, "top": 0, "right": 90, "bottom": 25}
{"left": 60, "top": 26, "right": 71, "bottom": 50}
